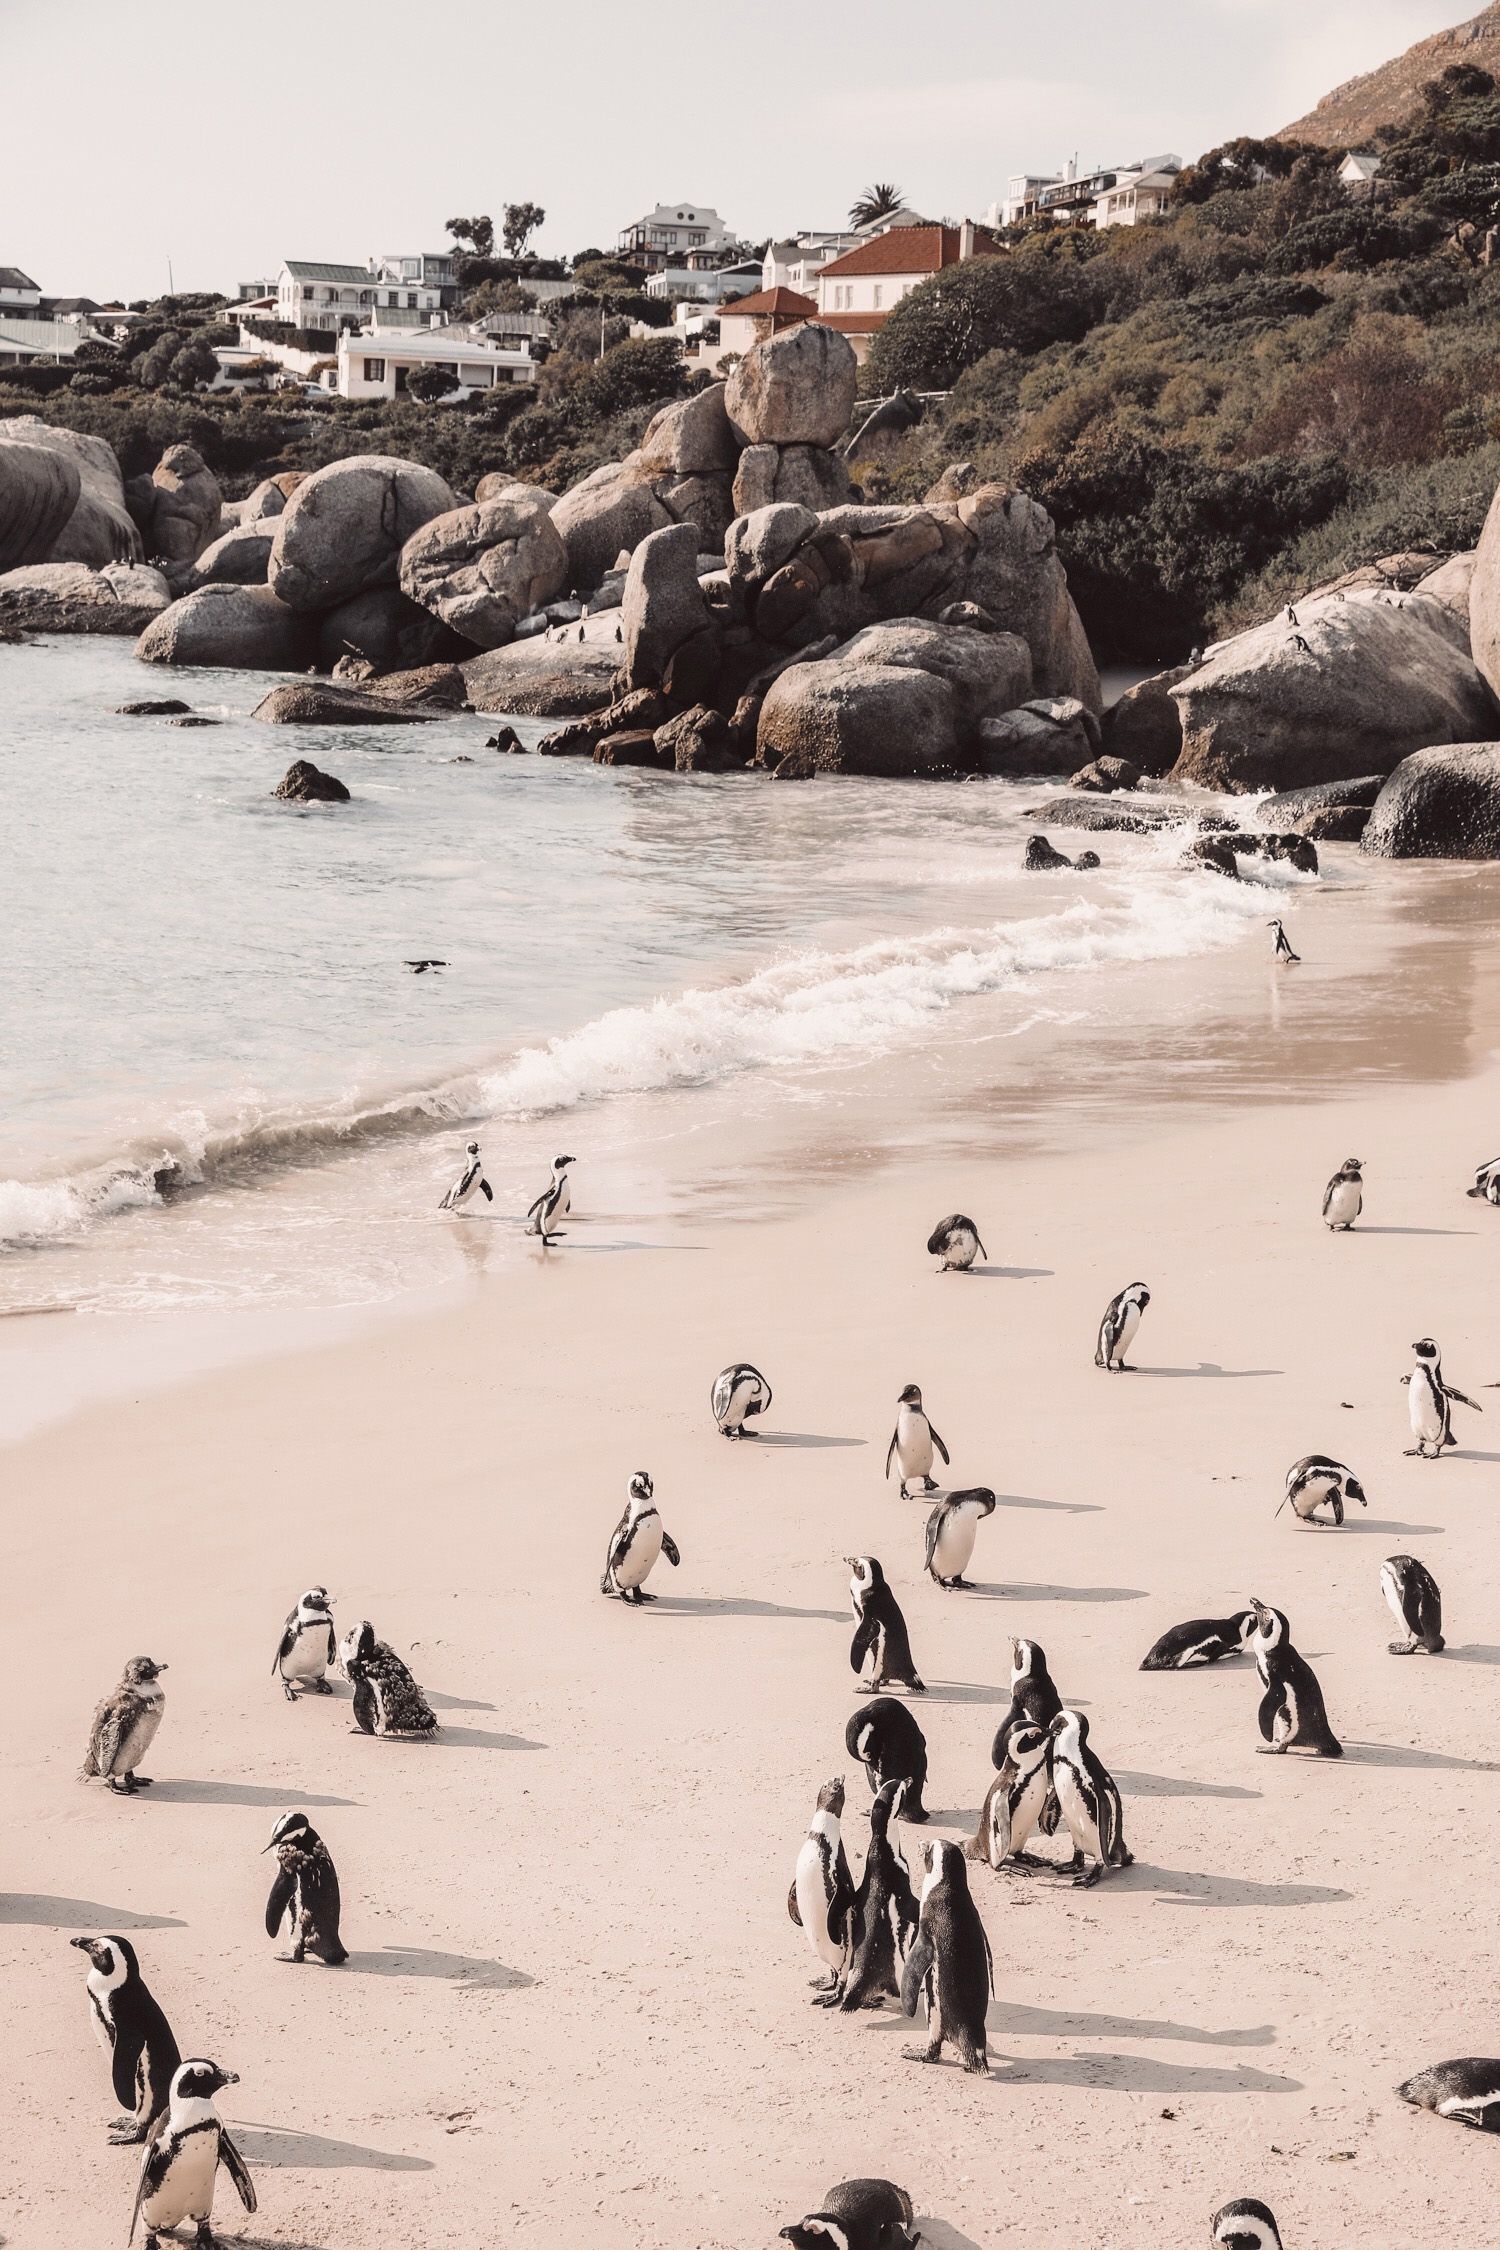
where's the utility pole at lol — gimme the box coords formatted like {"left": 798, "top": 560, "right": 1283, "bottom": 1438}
{"left": 167, "top": 257, "right": 175, "bottom": 299}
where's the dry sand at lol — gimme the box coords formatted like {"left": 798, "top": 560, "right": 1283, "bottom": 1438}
{"left": 7, "top": 931, "right": 1500, "bottom": 2248}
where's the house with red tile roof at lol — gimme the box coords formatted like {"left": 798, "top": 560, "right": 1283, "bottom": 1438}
{"left": 716, "top": 285, "right": 818, "bottom": 357}
{"left": 813, "top": 222, "right": 1003, "bottom": 360}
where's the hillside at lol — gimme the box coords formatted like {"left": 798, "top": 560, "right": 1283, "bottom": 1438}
{"left": 1280, "top": 2, "right": 1500, "bottom": 145}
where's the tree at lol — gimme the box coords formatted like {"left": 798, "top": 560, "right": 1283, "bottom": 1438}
{"left": 407, "top": 364, "right": 460, "bottom": 403}
{"left": 446, "top": 214, "right": 495, "bottom": 260}
{"left": 864, "top": 252, "right": 1095, "bottom": 392}
{"left": 849, "top": 182, "right": 906, "bottom": 229}
{"left": 502, "top": 201, "right": 546, "bottom": 258}
{"left": 168, "top": 337, "right": 219, "bottom": 391}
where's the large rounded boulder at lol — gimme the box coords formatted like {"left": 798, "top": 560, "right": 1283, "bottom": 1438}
{"left": 399, "top": 490, "right": 568, "bottom": 650}
{"left": 832, "top": 619, "right": 1031, "bottom": 727}
{"left": 147, "top": 444, "right": 223, "bottom": 566}
{"left": 0, "top": 561, "right": 170, "bottom": 635}
{"left": 550, "top": 459, "right": 672, "bottom": 593}
{"left": 636, "top": 388, "right": 740, "bottom": 477}
{"left": 0, "top": 416, "right": 140, "bottom": 564}
{"left": 1360, "top": 744, "right": 1500, "bottom": 857}
{"left": 0, "top": 441, "right": 81, "bottom": 570}
{"left": 189, "top": 522, "right": 275, "bottom": 589}
{"left": 953, "top": 486, "right": 1100, "bottom": 711}
{"left": 1467, "top": 481, "right": 1500, "bottom": 696}
{"left": 622, "top": 521, "right": 719, "bottom": 702}
{"left": 136, "top": 583, "right": 317, "bottom": 670}
{"left": 268, "top": 456, "right": 455, "bottom": 611}
{"left": 725, "top": 323, "right": 858, "bottom": 448}
{"left": 316, "top": 586, "right": 458, "bottom": 673}
{"left": 757, "top": 658, "right": 962, "bottom": 778}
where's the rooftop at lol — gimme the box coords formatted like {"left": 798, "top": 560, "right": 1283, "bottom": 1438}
{"left": 721, "top": 285, "right": 816, "bottom": 322}
{"left": 283, "top": 261, "right": 375, "bottom": 285}
{"left": 816, "top": 224, "right": 1002, "bottom": 279}
{"left": 0, "top": 266, "right": 41, "bottom": 293}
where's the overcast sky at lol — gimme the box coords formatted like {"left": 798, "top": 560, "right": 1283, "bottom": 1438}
{"left": 5, "top": 0, "right": 1481, "bottom": 299}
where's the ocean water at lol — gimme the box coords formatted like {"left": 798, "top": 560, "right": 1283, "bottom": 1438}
{"left": 1, "top": 635, "right": 1322, "bottom": 1314}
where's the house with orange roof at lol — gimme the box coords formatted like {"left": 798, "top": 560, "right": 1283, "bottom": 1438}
{"left": 812, "top": 221, "right": 1003, "bottom": 360}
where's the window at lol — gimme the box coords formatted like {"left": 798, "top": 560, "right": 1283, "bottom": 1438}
{"left": 407, "top": 293, "right": 417, "bottom": 309}
{"left": 363, "top": 357, "right": 385, "bottom": 381}
{"left": 873, "top": 285, "right": 882, "bottom": 309}
{"left": 387, "top": 291, "right": 398, "bottom": 307}
{"left": 359, "top": 290, "right": 372, "bottom": 305}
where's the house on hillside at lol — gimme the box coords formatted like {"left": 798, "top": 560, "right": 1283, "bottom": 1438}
{"left": 275, "top": 258, "right": 449, "bottom": 337}
{"left": 1093, "top": 155, "right": 1183, "bottom": 227}
{"left": 812, "top": 222, "right": 1003, "bottom": 361}
{"left": 335, "top": 324, "right": 536, "bottom": 400}
{"left": 0, "top": 266, "right": 42, "bottom": 312}
{"left": 1338, "top": 151, "right": 1382, "bottom": 191}
{"left": 616, "top": 203, "right": 736, "bottom": 271}
{"left": 716, "top": 285, "right": 817, "bottom": 357}
{"left": 644, "top": 260, "right": 761, "bottom": 307}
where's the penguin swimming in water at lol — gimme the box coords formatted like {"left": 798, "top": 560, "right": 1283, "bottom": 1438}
{"left": 526, "top": 1153, "right": 575, "bottom": 1242}
{"left": 1249, "top": 1599, "right": 1341, "bottom": 1756}
{"left": 263, "top": 1810, "right": 348, "bottom": 1965}
{"left": 338, "top": 1621, "right": 438, "bottom": 1737}
{"left": 1049, "top": 1707, "right": 1132, "bottom": 1885}
{"left": 1398, "top": 2057, "right": 1500, "bottom": 2132}
{"left": 926, "top": 1214, "right": 986, "bottom": 1272}
{"left": 1321, "top": 1156, "right": 1363, "bottom": 1231}
{"left": 601, "top": 1470, "right": 680, "bottom": 1603}
{"left": 780, "top": 2178, "right": 919, "bottom": 2250}
{"left": 847, "top": 1556, "right": 924, "bottom": 1693}
{"left": 440, "top": 1140, "right": 492, "bottom": 1212}
{"left": 1212, "top": 2200, "right": 1283, "bottom": 2250}
{"left": 1140, "top": 1610, "right": 1257, "bottom": 1670}
{"left": 1381, "top": 1554, "right": 1444, "bottom": 1654}
{"left": 991, "top": 1637, "right": 1063, "bottom": 1769}
{"left": 1467, "top": 1156, "right": 1500, "bottom": 1204}
{"left": 1267, "top": 919, "right": 1299, "bottom": 963}
{"left": 70, "top": 1935, "right": 181, "bottom": 2145}
{"left": 271, "top": 1587, "right": 336, "bottom": 1701}
{"left": 130, "top": 2058, "right": 256, "bottom": 2248}
{"left": 900, "top": 1837, "right": 993, "bottom": 2073}
{"left": 885, "top": 1383, "right": 948, "bottom": 1499}
{"left": 1403, "top": 1336, "right": 1481, "bottom": 1458}
{"left": 968, "top": 1721, "right": 1052, "bottom": 1871}
{"left": 845, "top": 1696, "right": 929, "bottom": 1821}
{"left": 924, "top": 1487, "right": 995, "bottom": 1590}
{"left": 1095, "top": 1281, "right": 1149, "bottom": 1370}
{"left": 710, "top": 1362, "right": 772, "bottom": 1439}
{"left": 788, "top": 1776, "right": 857, "bottom": 2002}
{"left": 82, "top": 1657, "right": 167, "bottom": 1794}
{"left": 1280, "top": 1454, "right": 1367, "bottom": 1527}
{"left": 837, "top": 1779, "right": 918, "bottom": 2011}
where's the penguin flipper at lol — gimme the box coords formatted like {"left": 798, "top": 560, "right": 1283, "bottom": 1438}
{"left": 1448, "top": 1387, "right": 1482, "bottom": 1412}
{"left": 922, "top": 1508, "right": 944, "bottom": 1578}
{"left": 850, "top": 1614, "right": 878, "bottom": 1675}
{"left": 661, "top": 1531, "right": 681, "bottom": 1568}
{"left": 218, "top": 2128, "right": 258, "bottom": 2214}
{"left": 1256, "top": 1684, "right": 1282, "bottom": 1744}
{"left": 975, "top": 1237, "right": 988, "bottom": 1262}
{"left": 265, "top": 1866, "right": 294, "bottom": 1940}
{"left": 900, "top": 1929, "right": 934, "bottom": 2019}
{"left": 129, "top": 2117, "right": 170, "bottom": 2243}
{"left": 479, "top": 1178, "right": 493, "bottom": 1202}
{"left": 885, "top": 1429, "right": 898, "bottom": 1481}
{"left": 929, "top": 1425, "right": 950, "bottom": 1469}
{"left": 787, "top": 1879, "right": 802, "bottom": 1927}
{"left": 110, "top": 2014, "right": 146, "bottom": 2113}
{"left": 271, "top": 1621, "right": 296, "bottom": 1676}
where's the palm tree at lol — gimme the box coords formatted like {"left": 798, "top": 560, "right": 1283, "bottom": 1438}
{"left": 849, "top": 182, "right": 906, "bottom": 230}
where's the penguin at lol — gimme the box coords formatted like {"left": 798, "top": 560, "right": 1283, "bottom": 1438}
{"left": 82, "top": 1657, "right": 167, "bottom": 1794}
{"left": 404, "top": 958, "right": 447, "bottom": 973}
{"left": 845, "top": 1696, "right": 929, "bottom": 1821}
{"left": 1381, "top": 1554, "right": 1444, "bottom": 1654}
{"left": 1049, "top": 1707, "right": 1132, "bottom": 1885}
{"left": 847, "top": 1556, "right": 924, "bottom": 1693}
{"left": 923, "top": 1487, "right": 995, "bottom": 1590}
{"left": 926, "top": 1213, "right": 986, "bottom": 1272}
{"left": 1403, "top": 1335, "right": 1481, "bottom": 1458}
{"left": 990, "top": 1637, "right": 1062, "bottom": 1768}
{"left": 1095, "top": 1281, "right": 1149, "bottom": 1371}
{"left": 780, "top": 2179, "right": 919, "bottom": 2250}
{"left": 526, "top": 1153, "right": 575, "bottom": 1242}
{"left": 1466, "top": 1156, "right": 1500, "bottom": 1204}
{"left": 1285, "top": 606, "right": 1298, "bottom": 626}
{"left": 1280, "top": 1454, "right": 1367, "bottom": 1527}
{"left": 70, "top": 1935, "right": 181, "bottom": 2145}
{"left": 1398, "top": 2057, "right": 1500, "bottom": 2132}
{"left": 837, "top": 1779, "right": 918, "bottom": 2012}
{"left": 263, "top": 1810, "right": 347, "bottom": 1965}
{"left": 885, "top": 1383, "right": 948, "bottom": 1499}
{"left": 1321, "top": 1156, "right": 1363, "bottom": 1230}
{"left": 1267, "top": 919, "right": 1299, "bottom": 963}
{"left": 440, "top": 1140, "right": 492, "bottom": 1212}
{"left": 271, "top": 1587, "right": 336, "bottom": 1701}
{"left": 710, "top": 1361, "right": 772, "bottom": 1439}
{"left": 1249, "top": 1599, "right": 1342, "bottom": 1756}
{"left": 338, "top": 1621, "right": 438, "bottom": 1736}
{"left": 1140, "top": 1610, "right": 1257, "bottom": 1670}
{"left": 787, "top": 1776, "right": 857, "bottom": 2002}
{"left": 601, "top": 1470, "right": 679, "bottom": 1603}
{"left": 130, "top": 2058, "right": 256, "bottom": 2248}
{"left": 900, "top": 1837, "right": 993, "bottom": 2073}
{"left": 1212, "top": 2200, "right": 1283, "bottom": 2250}
{"left": 968, "top": 1721, "right": 1052, "bottom": 1871}
{"left": 1292, "top": 632, "right": 1312, "bottom": 655}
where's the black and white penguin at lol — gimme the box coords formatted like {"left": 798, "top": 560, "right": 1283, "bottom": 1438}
{"left": 82, "top": 1657, "right": 167, "bottom": 1794}
{"left": 837, "top": 1779, "right": 918, "bottom": 2012}
{"left": 601, "top": 1470, "right": 680, "bottom": 1603}
{"left": 926, "top": 1214, "right": 987, "bottom": 1273}
{"left": 1267, "top": 919, "right": 1299, "bottom": 964}
{"left": 845, "top": 1696, "right": 929, "bottom": 1821}
{"left": 1212, "top": 2199, "right": 1284, "bottom": 2250}
{"left": 1249, "top": 1599, "right": 1342, "bottom": 1756}
{"left": 1466, "top": 1156, "right": 1500, "bottom": 1205}
{"left": 1049, "top": 1707, "right": 1132, "bottom": 1886}
{"left": 780, "top": 2178, "right": 919, "bottom": 2250}
{"left": 1140, "top": 1610, "right": 1256, "bottom": 1670}
{"left": 968, "top": 1721, "right": 1051, "bottom": 1871}
{"left": 1398, "top": 2057, "right": 1500, "bottom": 2132}
{"left": 526, "top": 1153, "right": 575, "bottom": 1242}
{"left": 440, "top": 1140, "right": 492, "bottom": 1212}
{"left": 1381, "top": 1555, "right": 1444, "bottom": 1655}
{"left": 900, "top": 1837, "right": 993, "bottom": 2073}
{"left": 1322, "top": 1155, "right": 1363, "bottom": 1230}
{"left": 711, "top": 1362, "right": 772, "bottom": 1439}
{"left": 788, "top": 1776, "right": 857, "bottom": 2002}
{"left": 991, "top": 1637, "right": 1062, "bottom": 1768}
{"left": 923, "top": 1487, "right": 995, "bottom": 1591}
{"left": 70, "top": 1935, "right": 181, "bottom": 2144}
{"left": 848, "top": 1556, "right": 924, "bottom": 1693}
{"left": 271, "top": 1587, "right": 336, "bottom": 1701}
{"left": 338, "top": 1621, "right": 438, "bottom": 1737}
{"left": 1095, "top": 1281, "right": 1149, "bottom": 1371}
{"left": 263, "top": 1810, "right": 348, "bottom": 1965}
{"left": 130, "top": 2059, "right": 257, "bottom": 2248}
{"left": 1403, "top": 1335, "right": 1482, "bottom": 1458}
{"left": 885, "top": 1383, "right": 949, "bottom": 1499}
{"left": 1281, "top": 1454, "right": 1367, "bottom": 1527}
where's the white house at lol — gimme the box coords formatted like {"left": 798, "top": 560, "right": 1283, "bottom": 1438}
{"left": 1092, "top": 155, "right": 1182, "bottom": 228}
{"left": 813, "top": 222, "right": 1003, "bottom": 361}
{"left": 0, "top": 265, "right": 43, "bottom": 312}
{"left": 1339, "top": 151, "right": 1382, "bottom": 190}
{"left": 616, "top": 203, "right": 735, "bottom": 270}
{"left": 276, "top": 258, "right": 447, "bottom": 336}
{"left": 716, "top": 285, "right": 817, "bottom": 357}
{"left": 645, "top": 260, "right": 761, "bottom": 306}
{"left": 336, "top": 324, "right": 536, "bottom": 400}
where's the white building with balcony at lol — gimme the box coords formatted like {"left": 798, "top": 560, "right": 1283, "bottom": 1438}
{"left": 616, "top": 203, "right": 735, "bottom": 271}
{"left": 335, "top": 324, "right": 536, "bottom": 400}
{"left": 276, "top": 258, "right": 449, "bottom": 336}
{"left": 1092, "top": 155, "right": 1182, "bottom": 228}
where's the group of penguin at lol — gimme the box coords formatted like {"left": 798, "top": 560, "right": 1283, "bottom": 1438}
{"left": 779, "top": 2180, "right": 1289, "bottom": 2249}
{"left": 441, "top": 1144, "right": 574, "bottom": 1243}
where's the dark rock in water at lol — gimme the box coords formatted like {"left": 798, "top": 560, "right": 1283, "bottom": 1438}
{"left": 1071, "top": 755, "right": 1141, "bottom": 794}
{"left": 654, "top": 704, "right": 742, "bottom": 773}
{"left": 1256, "top": 774, "right": 1384, "bottom": 844}
{"left": 593, "top": 728, "right": 662, "bottom": 767}
{"left": 118, "top": 697, "right": 193, "bottom": 716}
{"left": 1074, "top": 850, "right": 1101, "bottom": 870}
{"left": 1185, "top": 838, "right": 1241, "bottom": 878}
{"left": 1236, "top": 830, "right": 1320, "bottom": 874}
{"left": 274, "top": 759, "right": 351, "bottom": 803}
{"left": 1024, "top": 834, "right": 1074, "bottom": 871}
{"left": 537, "top": 688, "right": 664, "bottom": 758}
{"left": 252, "top": 682, "right": 442, "bottom": 726}
{"left": 363, "top": 662, "right": 468, "bottom": 710}
{"left": 166, "top": 714, "right": 219, "bottom": 727}
{"left": 1, "top": 560, "right": 170, "bottom": 637}
{"left": 1361, "top": 743, "right": 1500, "bottom": 858}
{"left": 1102, "top": 665, "right": 1190, "bottom": 777}
{"left": 462, "top": 635, "right": 622, "bottom": 717}
{"left": 486, "top": 725, "right": 523, "bottom": 753}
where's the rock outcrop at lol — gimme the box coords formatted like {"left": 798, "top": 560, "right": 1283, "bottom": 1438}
{"left": 0, "top": 416, "right": 141, "bottom": 564}
{"left": 1255, "top": 775, "right": 1386, "bottom": 843}
{"left": 1466, "top": 481, "right": 1500, "bottom": 699}
{"left": 252, "top": 682, "right": 442, "bottom": 725}
{"left": 622, "top": 522, "right": 719, "bottom": 703}
{"left": 1101, "top": 665, "right": 1189, "bottom": 775}
{"left": 0, "top": 441, "right": 81, "bottom": 570}
{"left": 725, "top": 322, "right": 858, "bottom": 449}
{"left": 975, "top": 697, "right": 1099, "bottom": 777}
{"left": 1361, "top": 744, "right": 1500, "bottom": 858}
{"left": 147, "top": 444, "right": 223, "bottom": 566}
{"left": 653, "top": 704, "right": 743, "bottom": 772}
{"left": 268, "top": 456, "right": 455, "bottom": 611}
{"left": 462, "top": 634, "right": 622, "bottom": 716}
{"left": 274, "top": 759, "right": 351, "bottom": 802}
{"left": 223, "top": 473, "right": 303, "bottom": 527}
{"left": 0, "top": 560, "right": 170, "bottom": 635}
{"left": 136, "top": 583, "right": 316, "bottom": 670}
{"left": 550, "top": 460, "right": 672, "bottom": 594}
{"left": 758, "top": 657, "right": 962, "bottom": 778}
{"left": 399, "top": 489, "right": 568, "bottom": 650}
{"left": 189, "top": 523, "right": 275, "bottom": 588}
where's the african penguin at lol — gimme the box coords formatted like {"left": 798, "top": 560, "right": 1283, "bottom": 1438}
{"left": 1212, "top": 2200, "right": 1283, "bottom": 2250}
{"left": 440, "top": 1140, "right": 492, "bottom": 1212}
{"left": 885, "top": 1383, "right": 949, "bottom": 1499}
{"left": 1281, "top": 1455, "right": 1367, "bottom": 1527}
{"left": 711, "top": 1362, "right": 772, "bottom": 1439}
{"left": 526, "top": 1153, "right": 575, "bottom": 1242}
{"left": 926, "top": 1213, "right": 986, "bottom": 1272}
{"left": 1250, "top": 1599, "right": 1342, "bottom": 1756}
{"left": 1095, "top": 1282, "right": 1149, "bottom": 1371}
{"left": 1403, "top": 1336, "right": 1481, "bottom": 1458}
{"left": 780, "top": 2178, "right": 919, "bottom": 2250}
{"left": 1267, "top": 919, "right": 1299, "bottom": 964}
{"left": 848, "top": 1556, "right": 924, "bottom": 1693}
{"left": 82, "top": 1657, "right": 167, "bottom": 1794}
{"left": 272, "top": 1587, "right": 337, "bottom": 1700}
{"left": 1140, "top": 1610, "right": 1257, "bottom": 1670}
{"left": 837, "top": 1778, "right": 918, "bottom": 2012}
{"left": 1050, "top": 1708, "right": 1132, "bottom": 1885}
{"left": 900, "top": 1837, "right": 993, "bottom": 2073}
{"left": 1381, "top": 1555, "right": 1444, "bottom": 1655}
{"left": 263, "top": 1810, "right": 348, "bottom": 1965}
{"left": 1398, "top": 2057, "right": 1500, "bottom": 2132}
{"left": 991, "top": 1637, "right": 1063, "bottom": 1769}
{"left": 924, "top": 1487, "right": 995, "bottom": 1590}
{"left": 130, "top": 2059, "right": 256, "bottom": 2248}
{"left": 845, "top": 1696, "right": 929, "bottom": 1821}
{"left": 968, "top": 1721, "right": 1051, "bottom": 1872}
{"left": 787, "top": 1776, "right": 857, "bottom": 2002}
{"left": 69, "top": 1935, "right": 181, "bottom": 2144}
{"left": 601, "top": 1470, "right": 680, "bottom": 1603}
{"left": 1467, "top": 1157, "right": 1500, "bottom": 1205}
{"left": 338, "top": 1621, "right": 438, "bottom": 1736}
{"left": 1321, "top": 1156, "right": 1363, "bottom": 1230}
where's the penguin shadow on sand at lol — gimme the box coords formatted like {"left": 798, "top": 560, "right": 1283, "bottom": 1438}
{"left": 992, "top": 1997, "right": 1275, "bottom": 2049}
{"left": 1114, "top": 1768, "right": 1260, "bottom": 1802}
{"left": 1131, "top": 1362, "right": 1282, "bottom": 1380}
{"left": 1315, "top": 1516, "right": 1444, "bottom": 1536}
{"left": 425, "top": 1722, "right": 546, "bottom": 1750}
{"left": 960, "top": 1263, "right": 1053, "bottom": 1282}
{"left": 1122, "top": 1862, "right": 1351, "bottom": 1908}
{"left": 1437, "top": 1643, "right": 1500, "bottom": 1665}
{"left": 341, "top": 1947, "right": 534, "bottom": 1989}
{"left": 648, "top": 1594, "right": 847, "bottom": 1622}
{"left": 1338, "top": 1739, "right": 1500, "bottom": 1772}
{"left": 739, "top": 1431, "right": 867, "bottom": 1450}
{"left": 0, "top": 1893, "right": 184, "bottom": 1929}
{"left": 232, "top": 2125, "right": 434, "bottom": 2173}
{"left": 987, "top": 2050, "right": 1301, "bottom": 2095}
{"left": 966, "top": 1580, "right": 1146, "bottom": 1603}
{"left": 987, "top": 1489, "right": 1103, "bottom": 1516}
{"left": 915, "top": 2224, "right": 987, "bottom": 2250}
{"left": 148, "top": 1779, "right": 355, "bottom": 1809}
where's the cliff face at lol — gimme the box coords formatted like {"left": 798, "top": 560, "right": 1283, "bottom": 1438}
{"left": 1279, "top": 3, "right": 1500, "bottom": 146}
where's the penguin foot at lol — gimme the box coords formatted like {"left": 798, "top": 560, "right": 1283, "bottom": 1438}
{"left": 1006, "top": 1852, "right": 1046, "bottom": 1872}
{"left": 901, "top": 2045, "right": 942, "bottom": 2065}
{"left": 808, "top": 1974, "right": 837, "bottom": 1989}
{"left": 1388, "top": 1641, "right": 1418, "bottom": 1655}
{"left": 1255, "top": 1744, "right": 1288, "bottom": 1755}
{"left": 1072, "top": 1865, "right": 1103, "bottom": 1888}
{"left": 311, "top": 1676, "right": 335, "bottom": 1694}
{"left": 905, "top": 1678, "right": 927, "bottom": 1693}
{"left": 282, "top": 1681, "right": 298, "bottom": 1701}
{"left": 108, "top": 2122, "right": 150, "bottom": 2144}
{"left": 921, "top": 1479, "right": 938, "bottom": 1493}
{"left": 811, "top": 1989, "right": 842, "bottom": 2008}
{"left": 947, "top": 1576, "right": 972, "bottom": 1590}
